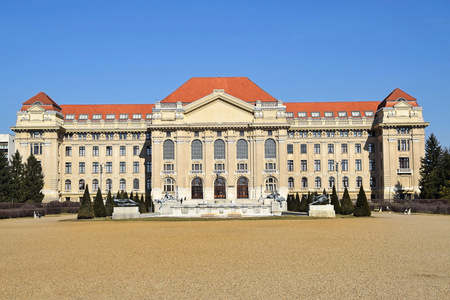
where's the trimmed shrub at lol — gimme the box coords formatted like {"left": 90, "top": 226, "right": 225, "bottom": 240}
{"left": 139, "top": 194, "right": 146, "bottom": 214}
{"left": 105, "top": 190, "right": 114, "bottom": 217}
{"left": 46, "top": 201, "right": 62, "bottom": 215}
{"left": 340, "top": 187, "right": 354, "bottom": 215}
{"left": 299, "top": 194, "right": 308, "bottom": 212}
{"left": 354, "top": 185, "right": 371, "bottom": 217}
{"left": 330, "top": 185, "right": 341, "bottom": 214}
{"left": 77, "top": 185, "right": 94, "bottom": 219}
{"left": 93, "top": 188, "right": 106, "bottom": 218}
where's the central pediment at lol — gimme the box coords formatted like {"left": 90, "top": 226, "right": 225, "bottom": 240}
{"left": 183, "top": 91, "right": 256, "bottom": 124}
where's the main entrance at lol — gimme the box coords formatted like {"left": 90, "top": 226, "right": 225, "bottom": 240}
{"left": 214, "top": 177, "right": 226, "bottom": 199}
{"left": 237, "top": 177, "right": 248, "bottom": 198}
{"left": 191, "top": 178, "right": 203, "bottom": 199}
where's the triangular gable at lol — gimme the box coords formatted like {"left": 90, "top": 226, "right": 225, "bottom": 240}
{"left": 184, "top": 90, "right": 255, "bottom": 115}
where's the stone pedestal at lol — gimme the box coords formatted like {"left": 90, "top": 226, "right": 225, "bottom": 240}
{"left": 112, "top": 207, "right": 140, "bottom": 219}
{"left": 308, "top": 204, "right": 335, "bottom": 218}
{"left": 271, "top": 201, "right": 287, "bottom": 215}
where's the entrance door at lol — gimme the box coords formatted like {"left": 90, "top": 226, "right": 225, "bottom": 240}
{"left": 214, "top": 178, "right": 226, "bottom": 199}
{"left": 191, "top": 178, "right": 203, "bottom": 199}
{"left": 237, "top": 177, "right": 248, "bottom": 198}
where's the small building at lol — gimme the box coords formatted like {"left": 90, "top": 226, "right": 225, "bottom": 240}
{"left": 0, "top": 133, "right": 15, "bottom": 161}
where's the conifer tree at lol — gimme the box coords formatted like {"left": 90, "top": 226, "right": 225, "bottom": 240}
{"left": 93, "top": 188, "right": 106, "bottom": 217}
{"left": 116, "top": 190, "right": 121, "bottom": 200}
{"left": 340, "top": 187, "right": 354, "bottom": 215}
{"left": 299, "top": 194, "right": 308, "bottom": 212}
{"left": 105, "top": 190, "right": 114, "bottom": 216}
{"left": 0, "top": 152, "right": 12, "bottom": 202}
{"left": 22, "top": 154, "right": 44, "bottom": 203}
{"left": 145, "top": 193, "right": 153, "bottom": 212}
{"left": 129, "top": 191, "right": 134, "bottom": 202}
{"left": 306, "top": 191, "right": 314, "bottom": 212}
{"left": 10, "top": 151, "right": 24, "bottom": 203}
{"left": 123, "top": 191, "right": 128, "bottom": 200}
{"left": 354, "top": 185, "right": 371, "bottom": 217}
{"left": 78, "top": 185, "right": 94, "bottom": 219}
{"left": 419, "top": 133, "right": 443, "bottom": 199}
{"left": 294, "top": 192, "right": 301, "bottom": 212}
{"left": 138, "top": 194, "right": 146, "bottom": 213}
{"left": 330, "top": 185, "right": 341, "bottom": 214}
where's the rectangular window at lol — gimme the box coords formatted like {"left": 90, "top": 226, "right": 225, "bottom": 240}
{"left": 65, "top": 162, "right": 71, "bottom": 174}
{"left": 265, "top": 162, "right": 276, "bottom": 170}
{"left": 369, "top": 159, "right": 375, "bottom": 171}
{"left": 340, "top": 131, "right": 348, "bottom": 137}
{"left": 355, "top": 159, "right": 362, "bottom": 171}
{"left": 354, "top": 130, "right": 362, "bottom": 137}
{"left": 327, "top": 131, "right": 335, "bottom": 137}
{"left": 79, "top": 114, "right": 88, "bottom": 121}
{"left": 328, "top": 144, "right": 334, "bottom": 154}
{"left": 146, "top": 114, "right": 152, "bottom": 120}
{"left": 79, "top": 146, "right": 85, "bottom": 156}
{"left": 65, "top": 114, "right": 75, "bottom": 120}
{"left": 133, "top": 146, "right": 139, "bottom": 156}
{"left": 267, "top": 130, "right": 272, "bottom": 136}
{"left": 287, "top": 144, "right": 293, "bottom": 154}
{"left": 397, "top": 127, "right": 410, "bottom": 134}
{"left": 133, "top": 162, "right": 139, "bottom": 173}
{"left": 369, "top": 143, "right": 375, "bottom": 153}
{"left": 92, "top": 114, "right": 102, "bottom": 121}
{"left": 341, "top": 144, "right": 348, "bottom": 154}
{"left": 120, "top": 162, "right": 126, "bottom": 173}
{"left": 146, "top": 162, "right": 151, "bottom": 173}
{"left": 106, "top": 162, "right": 112, "bottom": 173}
{"left": 287, "top": 131, "right": 294, "bottom": 138}
{"left": 132, "top": 114, "right": 142, "bottom": 120}
{"left": 92, "top": 133, "right": 100, "bottom": 140}
{"left": 93, "top": 146, "right": 99, "bottom": 156}
{"left": 365, "top": 111, "right": 374, "bottom": 117}
{"left": 301, "top": 144, "right": 307, "bottom": 154}
{"left": 164, "top": 163, "right": 174, "bottom": 171}
{"left": 328, "top": 160, "right": 335, "bottom": 171}
{"left": 351, "top": 111, "right": 361, "bottom": 117}
{"left": 106, "top": 146, "right": 112, "bottom": 156}
{"left": 105, "top": 133, "right": 114, "bottom": 140}
{"left": 192, "top": 163, "right": 202, "bottom": 171}
{"left": 338, "top": 111, "right": 347, "bottom": 118}
{"left": 119, "top": 133, "right": 127, "bottom": 140}
{"left": 236, "top": 163, "right": 247, "bottom": 171}
{"left": 313, "top": 131, "right": 321, "bottom": 138}
{"left": 214, "top": 163, "right": 225, "bottom": 171}
{"left": 119, "top": 114, "right": 128, "bottom": 120}
{"left": 355, "top": 143, "right": 361, "bottom": 153}
{"left": 79, "top": 133, "right": 87, "bottom": 140}
{"left": 287, "top": 160, "right": 294, "bottom": 172}
{"left": 132, "top": 133, "right": 140, "bottom": 139}
{"left": 399, "top": 157, "right": 410, "bottom": 169}
{"left": 301, "top": 160, "right": 307, "bottom": 172}
{"left": 324, "top": 111, "right": 334, "bottom": 118}
{"left": 314, "top": 144, "right": 320, "bottom": 154}
{"left": 398, "top": 140, "right": 410, "bottom": 151}
{"left": 146, "top": 146, "right": 151, "bottom": 156}
{"left": 92, "top": 162, "right": 99, "bottom": 174}
{"left": 285, "top": 112, "right": 294, "bottom": 118}
{"left": 105, "top": 114, "right": 115, "bottom": 120}
{"left": 30, "top": 143, "right": 43, "bottom": 155}
{"left": 120, "top": 146, "right": 126, "bottom": 156}
{"left": 341, "top": 160, "right": 348, "bottom": 171}
{"left": 298, "top": 112, "right": 307, "bottom": 118}
{"left": 311, "top": 112, "right": 320, "bottom": 118}
{"left": 65, "top": 146, "right": 72, "bottom": 156}
{"left": 314, "top": 160, "right": 321, "bottom": 171}
{"left": 79, "top": 162, "right": 85, "bottom": 174}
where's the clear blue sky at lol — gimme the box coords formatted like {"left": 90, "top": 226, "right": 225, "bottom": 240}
{"left": 1, "top": 0, "right": 449, "bottom": 146}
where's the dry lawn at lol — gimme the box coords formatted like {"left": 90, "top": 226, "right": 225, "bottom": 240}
{"left": 0, "top": 213, "right": 449, "bottom": 299}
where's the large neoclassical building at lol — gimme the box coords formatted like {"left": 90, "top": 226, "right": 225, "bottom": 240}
{"left": 11, "top": 77, "right": 428, "bottom": 203}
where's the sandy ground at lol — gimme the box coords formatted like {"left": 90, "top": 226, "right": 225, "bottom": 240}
{"left": 0, "top": 213, "right": 449, "bottom": 300}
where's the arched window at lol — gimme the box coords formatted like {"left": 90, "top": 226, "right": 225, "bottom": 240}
{"left": 265, "top": 177, "right": 277, "bottom": 191}
{"left": 315, "top": 177, "right": 321, "bottom": 188}
{"left": 120, "top": 179, "right": 126, "bottom": 191}
{"left": 214, "top": 140, "right": 225, "bottom": 159}
{"left": 265, "top": 138, "right": 276, "bottom": 159}
{"left": 288, "top": 177, "right": 294, "bottom": 189}
{"left": 301, "top": 177, "right": 308, "bottom": 188}
{"left": 191, "top": 139, "right": 203, "bottom": 160}
{"left": 106, "top": 179, "right": 112, "bottom": 191}
{"left": 92, "top": 179, "right": 99, "bottom": 191}
{"left": 79, "top": 179, "right": 85, "bottom": 191}
{"left": 133, "top": 178, "right": 139, "bottom": 190}
{"left": 65, "top": 180, "right": 71, "bottom": 191}
{"left": 163, "top": 140, "right": 174, "bottom": 160}
{"left": 191, "top": 178, "right": 203, "bottom": 199}
{"left": 343, "top": 176, "right": 349, "bottom": 188}
{"left": 329, "top": 177, "right": 335, "bottom": 189}
{"left": 237, "top": 177, "right": 249, "bottom": 198}
{"left": 370, "top": 176, "right": 376, "bottom": 188}
{"left": 236, "top": 139, "right": 248, "bottom": 159}
{"left": 164, "top": 178, "right": 175, "bottom": 192}
{"left": 356, "top": 176, "right": 363, "bottom": 188}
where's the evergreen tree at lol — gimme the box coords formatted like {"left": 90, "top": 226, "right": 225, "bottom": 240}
{"left": 419, "top": 133, "right": 443, "bottom": 199}
{"left": 138, "top": 194, "right": 146, "bottom": 213}
{"left": 294, "top": 192, "right": 301, "bottom": 212}
{"left": 0, "top": 152, "right": 13, "bottom": 202}
{"left": 340, "top": 187, "right": 354, "bottom": 215}
{"left": 145, "top": 193, "right": 153, "bottom": 212}
{"left": 306, "top": 191, "right": 314, "bottom": 212}
{"left": 105, "top": 190, "right": 114, "bottom": 216}
{"left": 123, "top": 191, "right": 128, "bottom": 199}
{"left": 116, "top": 190, "right": 121, "bottom": 200}
{"left": 354, "top": 185, "right": 371, "bottom": 217}
{"left": 330, "top": 185, "right": 341, "bottom": 214}
{"left": 22, "top": 154, "right": 44, "bottom": 203}
{"left": 438, "top": 149, "right": 450, "bottom": 199}
{"left": 299, "top": 194, "right": 308, "bottom": 212}
{"left": 93, "top": 188, "right": 106, "bottom": 217}
{"left": 77, "top": 185, "right": 94, "bottom": 219}
{"left": 129, "top": 191, "right": 134, "bottom": 202}
{"left": 10, "top": 151, "right": 24, "bottom": 203}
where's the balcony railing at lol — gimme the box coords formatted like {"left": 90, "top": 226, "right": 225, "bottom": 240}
{"left": 397, "top": 168, "right": 412, "bottom": 174}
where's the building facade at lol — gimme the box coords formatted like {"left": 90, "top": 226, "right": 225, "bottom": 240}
{"left": 0, "top": 134, "right": 15, "bottom": 160}
{"left": 11, "top": 77, "right": 428, "bottom": 203}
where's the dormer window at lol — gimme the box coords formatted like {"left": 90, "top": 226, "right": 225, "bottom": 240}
{"left": 298, "top": 112, "right": 307, "bottom": 118}
{"left": 351, "top": 111, "right": 361, "bottom": 117}
{"left": 146, "top": 114, "right": 152, "bottom": 120}
{"left": 33, "top": 101, "right": 43, "bottom": 106}
{"left": 65, "top": 114, "right": 75, "bottom": 120}
{"left": 365, "top": 111, "right": 374, "bottom": 117}
{"left": 311, "top": 112, "right": 320, "bottom": 118}
{"left": 92, "top": 114, "right": 102, "bottom": 120}
{"left": 132, "top": 114, "right": 142, "bottom": 120}
{"left": 106, "top": 114, "right": 115, "bottom": 120}
{"left": 79, "top": 114, "right": 88, "bottom": 120}
{"left": 324, "top": 111, "right": 334, "bottom": 118}
{"left": 338, "top": 111, "right": 347, "bottom": 118}
{"left": 285, "top": 112, "right": 294, "bottom": 118}
{"left": 397, "top": 98, "right": 406, "bottom": 102}
{"left": 119, "top": 114, "right": 128, "bottom": 120}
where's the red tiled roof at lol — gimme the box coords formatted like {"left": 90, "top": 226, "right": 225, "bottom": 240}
{"left": 378, "top": 88, "right": 418, "bottom": 109}
{"left": 284, "top": 101, "right": 380, "bottom": 118}
{"left": 21, "top": 92, "right": 62, "bottom": 112}
{"left": 161, "top": 77, "right": 278, "bottom": 103}
{"left": 60, "top": 104, "right": 155, "bottom": 120}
